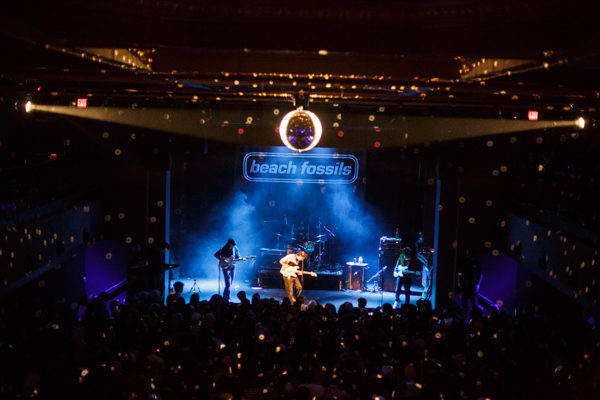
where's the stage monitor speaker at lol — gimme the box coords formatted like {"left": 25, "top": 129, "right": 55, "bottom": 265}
{"left": 379, "top": 247, "right": 402, "bottom": 292}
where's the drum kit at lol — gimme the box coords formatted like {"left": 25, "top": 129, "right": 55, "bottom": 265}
{"left": 272, "top": 223, "right": 334, "bottom": 268}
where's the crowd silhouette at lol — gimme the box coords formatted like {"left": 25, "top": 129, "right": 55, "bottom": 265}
{"left": 1, "top": 283, "right": 599, "bottom": 399}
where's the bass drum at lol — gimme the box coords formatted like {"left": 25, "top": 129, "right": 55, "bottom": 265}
{"left": 303, "top": 241, "right": 315, "bottom": 253}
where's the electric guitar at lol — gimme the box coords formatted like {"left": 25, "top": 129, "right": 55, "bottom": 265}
{"left": 393, "top": 264, "right": 420, "bottom": 278}
{"left": 219, "top": 255, "right": 256, "bottom": 270}
{"left": 280, "top": 262, "right": 318, "bottom": 279}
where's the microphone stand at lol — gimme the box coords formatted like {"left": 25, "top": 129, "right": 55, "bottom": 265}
{"left": 322, "top": 223, "right": 335, "bottom": 238}
{"left": 321, "top": 223, "right": 335, "bottom": 268}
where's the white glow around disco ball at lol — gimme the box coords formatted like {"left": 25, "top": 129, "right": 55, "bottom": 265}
{"left": 279, "top": 107, "right": 322, "bottom": 152}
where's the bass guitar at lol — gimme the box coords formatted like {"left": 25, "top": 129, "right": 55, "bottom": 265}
{"left": 280, "top": 263, "right": 318, "bottom": 279}
{"left": 219, "top": 255, "right": 256, "bottom": 271}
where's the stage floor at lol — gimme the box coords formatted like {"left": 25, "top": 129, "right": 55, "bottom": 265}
{"left": 171, "top": 278, "right": 424, "bottom": 309}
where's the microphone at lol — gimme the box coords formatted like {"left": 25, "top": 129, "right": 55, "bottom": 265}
{"left": 285, "top": 215, "right": 288, "bottom": 225}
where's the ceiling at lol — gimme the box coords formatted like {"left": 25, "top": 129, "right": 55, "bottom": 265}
{"left": 1, "top": 0, "right": 599, "bottom": 146}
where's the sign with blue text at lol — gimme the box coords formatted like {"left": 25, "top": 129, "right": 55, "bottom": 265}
{"left": 243, "top": 152, "right": 359, "bottom": 184}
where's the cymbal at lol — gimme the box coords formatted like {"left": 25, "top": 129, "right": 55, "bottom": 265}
{"left": 313, "top": 234, "right": 328, "bottom": 239}
{"left": 273, "top": 233, "right": 285, "bottom": 237}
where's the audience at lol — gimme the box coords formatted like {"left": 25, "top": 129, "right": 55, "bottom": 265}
{"left": 0, "top": 285, "right": 599, "bottom": 399}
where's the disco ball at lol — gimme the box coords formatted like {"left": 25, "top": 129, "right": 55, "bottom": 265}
{"left": 279, "top": 108, "right": 322, "bottom": 152}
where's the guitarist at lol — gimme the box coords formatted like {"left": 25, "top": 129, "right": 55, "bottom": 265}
{"left": 393, "top": 246, "right": 413, "bottom": 309}
{"left": 279, "top": 250, "right": 315, "bottom": 304}
{"left": 214, "top": 238, "right": 240, "bottom": 301}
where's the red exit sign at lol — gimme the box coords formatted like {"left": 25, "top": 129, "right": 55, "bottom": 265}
{"left": 77, "top": 98, "right": 88, "bottom": 108}
{"left": 528, "top": 110, "right": 539, "bottom": 121}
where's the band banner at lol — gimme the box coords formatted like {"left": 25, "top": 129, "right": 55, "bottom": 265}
{"left": 243, "top": 151, "right": 359, "bottom": 184}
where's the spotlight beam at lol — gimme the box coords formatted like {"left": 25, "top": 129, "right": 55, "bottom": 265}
{"left": 372, "top": 116, "right": 582, "bottom": 146}
{"left": 28, "top": 103, "right": 584, "bottom": 148}
{"left": 29, "top": 103, "right": 225, "bottom": 138}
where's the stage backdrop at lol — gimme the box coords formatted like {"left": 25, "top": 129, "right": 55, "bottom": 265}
{"left": 170, "top": 144, "right": 398, "bottom": 288}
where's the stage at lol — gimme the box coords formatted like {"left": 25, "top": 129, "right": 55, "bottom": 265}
{"left": 169, "top": 278, "right": 425, "bottom": 309}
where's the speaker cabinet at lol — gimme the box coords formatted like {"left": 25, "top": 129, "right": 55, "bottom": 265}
{"left": 256, "top": 248, "right": 287, "bottom": 269}
{"left": 379, "top": 247, "right": 402, "bottom": 291}
{"left": 254, "top": 248, "right": 286, "bottom": 287}
{"left": 257, "top": 269, "right": 283, "bottom": 288}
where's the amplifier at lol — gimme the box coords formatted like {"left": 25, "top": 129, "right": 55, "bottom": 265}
{"left": 257, "top": 269, "right": 283, "bottom": 288}
{"left": 260, "top": 248, "right": 287, "bottom": 256}
{"left": 256, "top": 249, "right": 286, "bottom": 271}
{"left": 379, "top": 236, "right": 402, "bottom": 250}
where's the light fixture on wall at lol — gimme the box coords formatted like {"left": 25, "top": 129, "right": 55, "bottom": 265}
{"left": 279, "top": 106, "right": 322, "bottom": 152}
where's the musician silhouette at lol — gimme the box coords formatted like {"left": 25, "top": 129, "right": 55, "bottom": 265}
{"left": 214, "top": 238, "right": 240, "bottom": 301}
{"left": 393, "top": 246, "right": 413, "bottom": 309}
{"left": 458, "top": 248, "right": 483, "bottom": 317}
{"left": 279, "top": 250, "right": 315, "bottom": 304}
